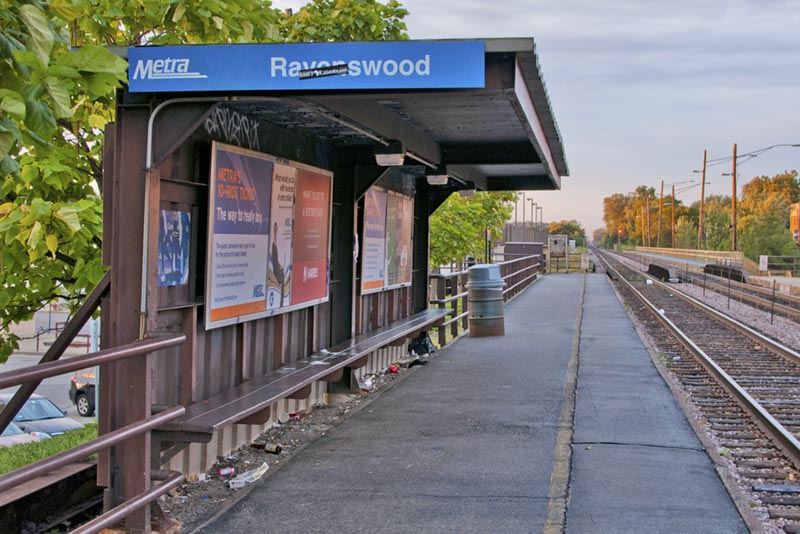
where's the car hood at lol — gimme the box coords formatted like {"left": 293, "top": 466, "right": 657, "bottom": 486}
{"left": 17, "top": 417, "right": 83, "bottom": 436}
{"left": 0, "top": 433, "right": 39, "bottom": 447}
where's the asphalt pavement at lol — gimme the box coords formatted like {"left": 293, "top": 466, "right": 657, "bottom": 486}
{"left": 199, "top": 273, "right": 747, "bottom": 533}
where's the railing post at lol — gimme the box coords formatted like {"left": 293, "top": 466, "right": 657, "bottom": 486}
{"left": 460, "top": 271, "right": 469, "bottom": 334}
{"left": 435, "top": 277, "right": 447, "bottom": 348}
{"left": 448, "top": 274, "right": 459, "bottom": 341}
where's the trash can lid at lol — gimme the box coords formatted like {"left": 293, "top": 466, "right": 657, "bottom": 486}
{"left": 466, "top": 264, "right": 506, "bottom": 288}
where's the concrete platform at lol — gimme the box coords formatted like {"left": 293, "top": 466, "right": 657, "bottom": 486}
{"left": 199, "top": 274, "right": 746, "bottom": 533}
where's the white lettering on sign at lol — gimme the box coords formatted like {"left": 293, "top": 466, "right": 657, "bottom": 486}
{"left": 270, "top": 55, "right": 431, "bottom": 78}
{"left": 303, "top": 266, "right": 319, "bottom": 283}
{"left": 133, "top": 58, "right": 208, "bottom": 80}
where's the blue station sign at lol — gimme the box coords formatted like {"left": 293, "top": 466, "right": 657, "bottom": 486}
{"left": 128, "top": 41, "right": 485, "bottom": 93}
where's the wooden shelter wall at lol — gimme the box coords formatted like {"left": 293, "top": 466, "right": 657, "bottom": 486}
{"left": 112, "top": 100, "right": 434, "bottom": 412}
{"left": 147, "top": 121, "right": 332, "bottom": 406}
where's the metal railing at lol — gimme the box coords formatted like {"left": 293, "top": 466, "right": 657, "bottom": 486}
{"left": 764, "top": 255, "right": 800, "bottom": 277}
{"left": 630, "top": 245, "right": 761, "bottom": 275}
{"left": 0, "top": 270, "right": 189, "bottom": 533}
{"left": 0, "top": 334, "right": 185, "bottom": 534}
{"left": 429, "top": 254, "right": 541, "bottom": 347}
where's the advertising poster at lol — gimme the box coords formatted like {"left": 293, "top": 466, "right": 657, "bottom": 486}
{"left": 267, "top": 163, "right": 296, "bottom": 310}
{"left": 361, "top": 188, "right": 388, "bottom": 293}
{"left": 385, "top": 194, "right": 413, "bottom": 287}
{"left": 292, "top": 168, "right": 331, "bottom": 305}
{"left": 206, "top": 143, "right": 272, "bottom": 327}
{"left": 157, "top": 210, "right": 191, "bottom": 287}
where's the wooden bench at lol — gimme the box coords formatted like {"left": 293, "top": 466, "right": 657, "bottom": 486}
{"left": 154, "top": 308, "right": 448, "bottom": 445}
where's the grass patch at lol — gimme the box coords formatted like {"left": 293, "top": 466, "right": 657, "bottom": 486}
{"left": 0, "top": 423, "right": 98, "bottom": 475}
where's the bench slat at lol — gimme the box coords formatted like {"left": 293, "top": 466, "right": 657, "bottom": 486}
{"left": 156, "top": 308, "right": 448, "bottom": 440}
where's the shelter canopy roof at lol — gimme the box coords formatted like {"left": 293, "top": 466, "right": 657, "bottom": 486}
{"left": 124, "top": 38, "right": 568, "bottom": 191}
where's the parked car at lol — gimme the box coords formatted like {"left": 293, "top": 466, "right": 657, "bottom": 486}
{"left": 0, "top": 421, "right": 41, "bottom": 448}
{"left": 68, "top": 368, "right": 96, "bottom": 417}
{"left": 0, "top": 393, "right": 83, "bottom": 438}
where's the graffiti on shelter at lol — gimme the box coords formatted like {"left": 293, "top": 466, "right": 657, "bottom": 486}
{"left": 205, "top": 107, "right": 260, "bottom": 151}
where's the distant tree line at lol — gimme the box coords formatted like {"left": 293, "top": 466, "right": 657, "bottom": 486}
{"left": 598, "top": 170, "right": 799, "bottom": 260}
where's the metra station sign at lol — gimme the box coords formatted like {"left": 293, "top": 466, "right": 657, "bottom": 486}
{"left": 128, "top": 41, "right": 485, "bottom": 92}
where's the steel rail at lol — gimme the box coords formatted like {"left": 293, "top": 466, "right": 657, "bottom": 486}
{"left": 623, "top": 250, "right": 800, "bottom": 320}
{"left": 609, "top": 250, "right": 800, "bottom": 365}
{"left": 596, "top": 250, "right": 800, "bottom": 470}
{"left": 689, "top": 273, "right": 800, "bottom": 322}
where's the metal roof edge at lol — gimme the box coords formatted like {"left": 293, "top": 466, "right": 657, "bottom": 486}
{"left": 514, "top": 42, "right": 569, "bottom": 177}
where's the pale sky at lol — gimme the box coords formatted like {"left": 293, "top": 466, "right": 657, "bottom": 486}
{"left": 276, "top": 0, "right": 800, "bottom": 234}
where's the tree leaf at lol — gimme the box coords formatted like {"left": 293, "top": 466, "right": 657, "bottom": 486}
{"left": 45, "top": 76, "right": 72, "bottom": 119}
{"left": 25, "top": 100, "right": 57, "bottom": 137}
{"left": 172, "top": 3, "right": 187, "bottom": 23}
{"left": 19, "top": 5, "right": 54, "bottom": 65}
{"left": 54, "top": 206, "right": 81, "bottom": 234}
{"left": 50, "top": 0, "right": 84, "bottom": 22}
{"left": 87, "top": 114, "right": 107, "bottom": 129}
{"left": 0, "top": 88, "right": 27, "bottom": 120}
{"left": 45, "top": 234, "right": 58, "bottom": 257}
{"left": 0, "top": 132, "right": 13, "bottom": 158}
{"left": 27, "top": 221, "right": 43, "bottom": 250}
{"left": 0, "top": 156, "right": 21, "bottom": 175}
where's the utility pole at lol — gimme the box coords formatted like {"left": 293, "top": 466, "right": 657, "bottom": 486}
{"left": 646, "top": 195, "right": 651, "bottom": 247}
{"left": 731, "top": 143, "right": 738, "bottom": 252}
{"left": 671, "top": 184, "right": 676, "bottom": 248}
{"left": 697, "top": 149, "right": 707, "bottom": 250}
{"left": 657, "top": 180, "right": 664, "bottom": 248}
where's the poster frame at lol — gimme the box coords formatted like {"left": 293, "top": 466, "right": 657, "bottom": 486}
{"left": 204, "top": 141, "right": 333, "bottom": 330}
{"left": 359, "top": 186, "right": 414, "bottom": 296}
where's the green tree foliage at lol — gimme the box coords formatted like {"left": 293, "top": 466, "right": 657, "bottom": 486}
{"left": 700, "top": 195, "right": 733, "bottom": 250}
{"left": 281, "top": 0, "right": 408, "bottom": 41}
{"left": 547, "top": 219, "right": 585, "bottom": 246}
{"left": 673, "top": 216, "right": 697, "bottom": 249}
{"left": 0, "top": 0, "right": 409, "bottom": 361}
{"left": 739, "top": 213, "right": 797, "bottom": 259}
{"left": 430, "top": 191, "right": 515, "bottom": 269}
{"left": 738, "top": 170, "right": 799, "bottom": 259}
{"left": 1, "top": 1, "right": 128, "bottom": 360}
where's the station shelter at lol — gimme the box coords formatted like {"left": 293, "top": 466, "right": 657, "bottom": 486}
{"left": 101, "top": 38, "right": 568, "bottom": 528}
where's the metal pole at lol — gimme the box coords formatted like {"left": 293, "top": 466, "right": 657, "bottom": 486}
{"left": 658, "top": 180, "right": 664, "bottom": 248}
{"left": 671, "top": 184, "right": 676, "bottom": 248}
{"left": 646, "top": 195, "right": 651, "bottom": 247}
{"left": 727, "top": 273, "right": 732, "bottom": 309}
{"left": 771, "top": 280, "right": 777, "bottom": 325}
{"left": 732, "top": 143, "right": 738, "bottom": 252}
{"left": 698, "top": 149, "right": 707, "bottom": 250}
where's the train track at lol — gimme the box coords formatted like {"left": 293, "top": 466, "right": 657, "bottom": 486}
{"left": 624, "top": 251, "right": 800, "bottom": 322}
{"left": 594, "top": 249, "right": 800, "bottom": 533}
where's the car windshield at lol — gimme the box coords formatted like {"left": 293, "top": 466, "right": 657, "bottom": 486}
{"left": 1, "top": 422, "right": 23, "bottom": 436}
{"left": 14, "top": 398, "right": 64, "bottom": 422}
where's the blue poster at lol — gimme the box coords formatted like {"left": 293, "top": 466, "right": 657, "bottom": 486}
{"left": 157, "top": 210, "right": 191, "bottom": 287}
{"left": 207, "top": 144, "right": 273, "bottom": 326}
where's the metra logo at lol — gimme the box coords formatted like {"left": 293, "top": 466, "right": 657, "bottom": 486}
{"left": 132, "top": 58, "right": 207, "bottom": 80}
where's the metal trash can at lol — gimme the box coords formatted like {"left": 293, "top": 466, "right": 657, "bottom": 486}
{"left": 466, "top": 264, "right": 506, "bottom": 337}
